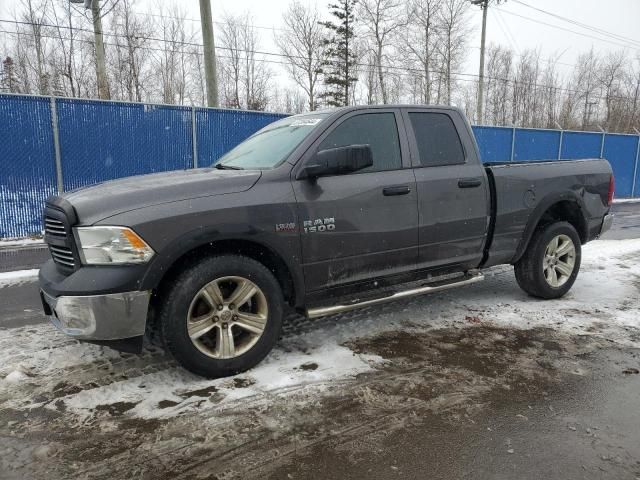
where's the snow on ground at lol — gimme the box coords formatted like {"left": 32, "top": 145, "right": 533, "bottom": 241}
{"left": 0, "top": 238, "right": 638, "bottom": 423}
{"left": 0, "top": 238, "right": 44, "bottom": 248}
{"left": 613, "top": 197, "right": 640, "bottom": 204}
{"left": 0, "top": 268, "right": 39, "bottom": 287}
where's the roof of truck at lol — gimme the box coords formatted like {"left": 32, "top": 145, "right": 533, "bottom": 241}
{"left": 299, "top": 104, "right": 464, "bottom": 116}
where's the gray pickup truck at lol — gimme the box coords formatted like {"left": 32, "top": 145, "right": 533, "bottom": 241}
{"left": 39, "top": 105, "right": 614, "bottom": 377}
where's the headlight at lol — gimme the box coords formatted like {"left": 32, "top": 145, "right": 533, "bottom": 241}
{"left": 75, "top": 226, "right": 155, "bottom": 265}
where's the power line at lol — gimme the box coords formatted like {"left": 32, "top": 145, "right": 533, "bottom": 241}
{"left": 0, "top": 15, "right": 579, "bottom": 72}
{"left": 493, "top": 8, "right": 519, "bottom": 54}
{"left": 495, "top": 7, "right": 640, "bottom": 52}
{"left": 0, "top": 16, "right": 578, "bottom": 79}
{"left": 134, "top": 7, "right": 578, "bottom": 69}
{"left": 2, "top": 25, "right": 628, "bottom": 104}
{"left": 129, "top": 9, "right": 290, "bottom": 33}
{"left": 510, "top": 0, "right": 640, "bottom": 48}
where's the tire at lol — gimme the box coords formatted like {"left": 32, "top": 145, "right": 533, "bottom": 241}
{"left": 514, "top": 221, "right": 581, "bottom": 299}
{"left": 158, "top": 254, "right": 284, "bottom": 378}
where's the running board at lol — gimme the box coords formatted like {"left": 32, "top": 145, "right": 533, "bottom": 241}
{"left": 305, "top": 272, "right": 484, "bottom": 319}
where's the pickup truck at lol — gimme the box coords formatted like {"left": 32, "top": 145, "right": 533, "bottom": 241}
{"left": 39, "top": 105, "right": 614, "bottom": 378}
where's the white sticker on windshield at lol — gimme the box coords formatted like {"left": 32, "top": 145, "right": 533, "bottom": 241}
{"left": 290, "top": 118, "right": 323, "bottom": 127}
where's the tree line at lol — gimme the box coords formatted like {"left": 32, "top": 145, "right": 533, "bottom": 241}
{"left": 1, "top": 0, "right": 639, "bottom": 133}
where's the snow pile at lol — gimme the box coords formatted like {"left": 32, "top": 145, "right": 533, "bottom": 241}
{"left": 0, "top": 238, "right": 44, "bottom": 248}
{"left": 0, "top": 269, "right": 39, "bottom": 287}
{"left": 0, "top": 238, "right": 638, "bottom": 421}
{"left": 4, "top": 370, "right": 29, "bottom": 384}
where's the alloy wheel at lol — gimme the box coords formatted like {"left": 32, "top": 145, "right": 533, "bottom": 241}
{"left": 542, "top": 234, "right": 576, "bottom": 288}
{"left": 186, "top": 276, "right": 268, "bottom": 359}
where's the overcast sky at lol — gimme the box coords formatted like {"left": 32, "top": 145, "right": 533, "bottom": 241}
{"left": 1, "top": 0, "right": 639, "bottom": 90}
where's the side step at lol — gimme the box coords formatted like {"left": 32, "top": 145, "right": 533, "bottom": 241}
{"left": 305, "top": 271, "right": 484, "bottom": 319}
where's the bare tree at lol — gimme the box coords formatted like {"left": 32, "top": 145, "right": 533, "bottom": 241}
{"left": 275, "top": 1, "right": 325, "bottom": 110}
{"left": 624, "top": 55, "right": 640, "bottom": 132}
{"left": 271, "top": 86, "right": 306, "bottom": 113}
{"left": 21, "top": 0, "right": 51, "bottom": 94}
{"left": 219, "top": 12, "right": 271, "bottom": 110}
{"left": 240, "top": 15, "right": 270, "bottom": 110}
{"left": 403, "top": 0, "right": 441, "bottom": 104}
{"left": 483, "top": 44, "right": 512, "bottom": 125}
{"left": 150, "top": 3, "right": 194, "bottom": 105}
{"left": 572, "top": 49, "right": 601, "bottom": 129}
{"left": 109, "top": 0, "right": 150, "bottom": 102}
{"left": 47, "top": 0, "right": 78, "bottom": 96}
{"left": 436, "top": 0, "right": 470, "bottom": 104}
{"left": 598, "top": 51, "right": 625, "bottom": 131}
{"left": 358, "top": 0, "right": 405, "bottom": 104}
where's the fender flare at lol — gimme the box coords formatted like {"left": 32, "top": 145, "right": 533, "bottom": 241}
{"left": 512, "top": 190, "right": 588, "bottom": 264}
{"left": 139, "top": 225, "right": 306, "bottom": 306}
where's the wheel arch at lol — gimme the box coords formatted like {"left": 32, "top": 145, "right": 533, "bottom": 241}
{"left": 141, "top": 233, "right": 304, "bottom": 309}
{"left": 512, "top": 192, "right": 588, "bottom": 264}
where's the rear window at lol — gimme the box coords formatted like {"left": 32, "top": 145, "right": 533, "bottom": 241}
{"left": 409, "top": 112, "right": 465, "bottom": 167}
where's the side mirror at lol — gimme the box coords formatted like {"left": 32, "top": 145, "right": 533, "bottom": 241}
{"left": 300, "top": 144, "right": 373, "bottom": 180}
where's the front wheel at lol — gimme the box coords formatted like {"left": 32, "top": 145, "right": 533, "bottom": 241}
{"left": 514, "top": 221, "right": 582, "bottom": 299}
{"left": 158, "top": 255, "right": 284, "bottom": 378}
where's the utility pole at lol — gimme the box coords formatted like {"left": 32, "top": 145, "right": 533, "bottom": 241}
{"left": 91, "top": 0, "right": 110, "bottom": 99}
{"left": 472, "top": 0, "right": 489, "bottom": 125}
{"left": 70, "top": 0, "right": 110, "bottom": 99}
{"left": 199, "top": 0, "right": 219, "bottom": 107}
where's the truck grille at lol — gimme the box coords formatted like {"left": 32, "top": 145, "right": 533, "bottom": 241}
{"left": 44, "top": 216, "right": 66, "bottom": 237}
{"left": 43, "top": 200, "right": 78, "bottom": 273}
{"left": 48, "top": 244, "right": 76, "bottom": 268}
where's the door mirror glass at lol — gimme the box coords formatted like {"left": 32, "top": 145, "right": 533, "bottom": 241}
{"left": 301, "top": 144, "right": 373, "bottom": 179}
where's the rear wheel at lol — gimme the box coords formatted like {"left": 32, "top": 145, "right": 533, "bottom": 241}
{"left": 514, "top": 221, "right": 581, "bottom": 299}
{"left": 158, "top": 255, "right": 284, "bottom": 378}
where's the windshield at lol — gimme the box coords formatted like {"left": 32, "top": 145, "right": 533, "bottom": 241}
{"left": 213, "top": 113, "right": 328, "bottom": 170}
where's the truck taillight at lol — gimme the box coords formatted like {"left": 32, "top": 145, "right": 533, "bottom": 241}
{"left": 608, "top": 175, "right": 615, "bottom": 206}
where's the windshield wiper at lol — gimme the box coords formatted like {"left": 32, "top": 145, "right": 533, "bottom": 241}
{"left": 215, "top": 163, "right": 244, "bottom": 170}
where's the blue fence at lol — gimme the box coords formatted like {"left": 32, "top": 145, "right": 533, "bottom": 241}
{"left": 1, "top": 94, "right": 639, "bottom": 238}
{"left": 471, "top": 125, "right": 640, "bottom": 199}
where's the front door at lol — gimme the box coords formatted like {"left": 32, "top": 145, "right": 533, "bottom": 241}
{"left": 292, "top": 110, "right": 419, "bottom": 292}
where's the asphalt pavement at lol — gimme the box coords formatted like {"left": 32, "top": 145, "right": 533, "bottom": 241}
{"left": 0, "top": 201, "right": 639, "bottom": 479}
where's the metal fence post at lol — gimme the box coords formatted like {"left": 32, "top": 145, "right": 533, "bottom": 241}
{"left": 50, "top": 96, "right": 64, "bottom": 193}
{"left": 599, "top": 129, "right": 606, "bottom": 159}
{"left": 632, "top": 132, "right": 640, "bottom": 198}
{"left": 510, "top": 127, "right": 516, "bottom": 162}
{"left": 557, "top": 130, "right": 563, "bottom": 160}
{"left": 191, "top": 106, "right": 198, "bottom": 168}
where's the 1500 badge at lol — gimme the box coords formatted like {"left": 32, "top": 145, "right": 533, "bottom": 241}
{"left": 275, "top": 218, "right": 336, "bottom": 233}
{"left": 303, "top": 217, "right": 335, "bottom": 233}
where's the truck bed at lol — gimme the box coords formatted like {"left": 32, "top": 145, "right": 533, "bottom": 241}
{"left": 482, "top": 158, "right": 612, "bottom": 267}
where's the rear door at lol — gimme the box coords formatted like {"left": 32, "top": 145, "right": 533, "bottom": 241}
{"left": 402, "top": 108, "right": 490, "bottom": 271}
{"left": 292, "top": 109, "right": 419, "bottom": 292}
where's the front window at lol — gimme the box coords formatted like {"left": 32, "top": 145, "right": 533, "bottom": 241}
{"left": 317, "top": 112, "right": 402, "bottom": 172}
{"left": 214, "top": 113, "right": 328, "bottom": 170}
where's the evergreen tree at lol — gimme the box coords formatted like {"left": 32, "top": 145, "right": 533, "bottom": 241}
{"left": 1, "top": 56, "right": 19, "bottom": 93}
{"left": 319, "top": 0, "right": 358, "bottom": 107}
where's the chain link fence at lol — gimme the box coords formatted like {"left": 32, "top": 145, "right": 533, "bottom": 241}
{"left": 1, "top": 93, "right": 639, "bottom": 238}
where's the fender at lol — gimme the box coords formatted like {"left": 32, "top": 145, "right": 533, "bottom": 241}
{"left": 139, "top": 224, "right": 306, "bottom": 306}
{"left": 511, "top": 190, "right": 588, "bottom": 264}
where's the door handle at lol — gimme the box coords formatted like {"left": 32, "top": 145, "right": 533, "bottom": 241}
{"left": 458, "top": 178, "right": 482, "bottom": 188}
{"left": 383, "top": 185, "right": 411, "bottom": 196}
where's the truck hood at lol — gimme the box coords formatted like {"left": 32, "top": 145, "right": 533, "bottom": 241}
{"left": 64, "top": 168, "right": 261, "bottom": 224}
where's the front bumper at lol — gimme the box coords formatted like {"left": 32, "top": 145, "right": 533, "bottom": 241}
{"left": 599, "top": 213, "right": 614, "bottom": 236}
{"left": 39, "top": 259, "right": 151, "bottom": 341}
{"left": 41, "top": 289, "right": 150, "bottom": 340}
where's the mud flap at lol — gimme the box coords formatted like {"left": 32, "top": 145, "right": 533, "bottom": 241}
{"left": 86, "top": 336, "right": 144, "bottom": 354}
